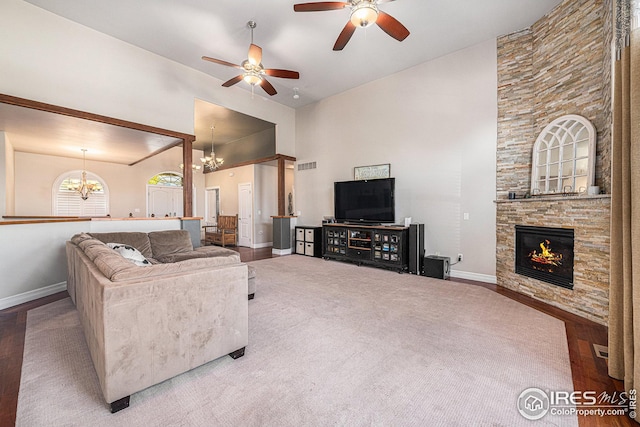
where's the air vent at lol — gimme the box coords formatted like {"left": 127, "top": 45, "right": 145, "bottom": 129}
{"left": 593, "top": 344, "right": 608, "bottom": 359}
{"left": 297, "top": 161, "right": 317, "bottom": 171}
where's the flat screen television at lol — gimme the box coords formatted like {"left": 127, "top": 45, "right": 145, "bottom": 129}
{"left": 334, "top": 178, "right": 395, "bottom": 224}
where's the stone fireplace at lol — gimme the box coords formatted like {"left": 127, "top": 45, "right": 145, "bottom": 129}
{"left": 496, "top": 0, "right": 612, "bottom": 325}
{"left": 496, "top": 197, "right": 609, "bottom": 324}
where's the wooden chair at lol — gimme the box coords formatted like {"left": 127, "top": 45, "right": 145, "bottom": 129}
{"left": 203, "top": 215, "right": 238, "bottom": 247}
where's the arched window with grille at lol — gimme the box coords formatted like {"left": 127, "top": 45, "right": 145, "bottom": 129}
{"left": 148, "top": 172, "right": 183, "bottom": 187}
{"left": 52, "top": 170, "right": 109, "bottom": 216}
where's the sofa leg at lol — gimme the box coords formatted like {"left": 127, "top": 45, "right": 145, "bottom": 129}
{"left": 229, "top": 347, "right": 245, "bottom": 359}
{"left": 248, "top": 293, "right": 255, "bottom": 300}
{"left": 110, "top": 396, "right": 130, "bottom": 413}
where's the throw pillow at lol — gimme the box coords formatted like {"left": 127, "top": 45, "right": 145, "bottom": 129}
{"left": 107, "top": 243, "right": 151, "bottom": 267}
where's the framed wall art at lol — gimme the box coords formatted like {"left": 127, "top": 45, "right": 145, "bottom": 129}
{"left": 354, "top": 164, "right": 390, "bottom": 180}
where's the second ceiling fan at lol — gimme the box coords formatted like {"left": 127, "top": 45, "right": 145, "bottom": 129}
{"left": 202, "top": 21, "right": 299, "bottom": 96}
{"left": 293, "top": 0, "right": 410, "bottom": 51}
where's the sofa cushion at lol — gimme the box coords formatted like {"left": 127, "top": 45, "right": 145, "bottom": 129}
{"left": 107, "top": 243, "right": 151, "bottom": 267}
{"left": 81, "top": 239, "right": 113, "bottom": 261}
{"left": 148, "top": 230, "right": 193, "bottom": 258}
{"left": 155, "top": 247, "right": 240, "bottom": 264}
{"left": 89, "top": 232, "right": 153, "bottom": 259}
{"left": 194, "top": 246, "right": 238, "bottom": 258}
{"left": 70, "top": 232, "right": 94, "bottom": 245}
{"left": 109, "top": 255, "right": 241, "bottom": 281}
{"left": 94, "top": 251, "right": 140, "bottom": 280}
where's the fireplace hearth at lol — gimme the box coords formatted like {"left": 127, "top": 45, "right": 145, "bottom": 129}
{"left": 515, "top": 225, "right": 574, "bottom": 290}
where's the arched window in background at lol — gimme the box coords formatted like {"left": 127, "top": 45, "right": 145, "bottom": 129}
{"left": 53, "top": 170, "right": 109, "bottom": 216}
{"left": 148, "top": 172, "right": 183, "bottom": 187}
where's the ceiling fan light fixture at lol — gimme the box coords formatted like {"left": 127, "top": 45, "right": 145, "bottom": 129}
{"left": 350, "top": 3, "right": 378, "bottom": 28}
{"left": 243, "top": 73, "right": 262, "bottom": 86}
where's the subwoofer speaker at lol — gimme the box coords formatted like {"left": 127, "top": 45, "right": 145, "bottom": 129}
{"left": 423, "top": 255, "right": 450, "bottom": 280}
{"left": 408, "top": 223, "right": 424, "bottom": 275}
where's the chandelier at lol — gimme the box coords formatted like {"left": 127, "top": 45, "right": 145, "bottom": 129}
{"left": 200, "top": 125, "right": 224, "bottom": 171}
{"left": 179, "top": 163, "right": 202, "bottom": 171}
{"left": 68, "top": 149, "right": 101, "bottom": 200}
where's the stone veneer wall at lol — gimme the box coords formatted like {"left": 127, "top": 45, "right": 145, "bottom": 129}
{"left": 497, "top": 0, "right": 612, "bottom": 198}
{"left": 496, "top": 0, "right": 612, "bottom": 325}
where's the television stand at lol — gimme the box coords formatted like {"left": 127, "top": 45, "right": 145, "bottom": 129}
{"left": 322, "top": 223, "right": 409, "bottom": 272}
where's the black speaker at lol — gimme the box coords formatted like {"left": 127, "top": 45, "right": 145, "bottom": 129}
{"left": 423, "top": 255, "right": 450, "bottom": 280}
{"left": 408, "top": 224, "right": 424, "bottom": 274}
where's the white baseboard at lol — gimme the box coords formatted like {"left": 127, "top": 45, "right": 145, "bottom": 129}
{"left": 0, "top": 282, "right": 67, "bottom": 310}
{"left": 272, "top": 248, "right": 292, "bottom": 255}
{"left": 252, "top": 242, "right": 273, "bottom": 249}
{"left": 450, "top": 270, "right": 497, "bottom": 284}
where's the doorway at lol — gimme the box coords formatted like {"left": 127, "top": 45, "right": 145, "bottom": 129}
{"left": 205, "top": 187, "right": 221, "bottom": 225}
{"left": 238, "top": 182, "right": 252, "bottom": 247}
{"left": 147, "top": 185, "right": 183, "bottom": 217}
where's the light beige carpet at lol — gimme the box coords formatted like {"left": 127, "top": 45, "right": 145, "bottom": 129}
{"left": 17, "top": 256, "right": 577, "bottom": 426}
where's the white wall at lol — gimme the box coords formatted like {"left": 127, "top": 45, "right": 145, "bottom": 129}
{"left": 14, "top": 147, "right": 205, "bottom": 218}
{"left": 0, "top": 0, "right": 295, "bottom": 154}
{"left": 295, "top": 40, "right": 498, "bottom": 280}
{"left": 255, "top": 164, "right": 278, "bottom": 247}
{"left": 0, "top": 218, "right": 183, "bottom": 309}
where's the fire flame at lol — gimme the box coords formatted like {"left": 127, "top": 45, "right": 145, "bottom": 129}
{"left": 528, "top": 239, "right": 563, "bottom": 267}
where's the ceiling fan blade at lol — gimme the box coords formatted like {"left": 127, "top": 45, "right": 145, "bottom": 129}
{"left": 294, "top": 2, "right": 350, "bottom": 12}
{"left": 222, "top": 75, "right": 244, "bottom": 87}
{"left": 260, "top": 78, "right": 277, "bottom": 96}
{"left": 248, "top": 44, "right": 262, "bottom": 66}
{"left": 264, "top": 69, "right": 300, "bottom": 79}
{"left": 333, "top": 21, "right": 357, "bottom": 51}
{"left": 376, "top": 11, "right": 410, "bottom": 42}
{"left": 202, "top": 56, "right": 243, "bottom": 69}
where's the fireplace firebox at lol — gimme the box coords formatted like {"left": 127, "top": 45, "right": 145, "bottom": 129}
{"left": 515, "top": 225, "right": 574, "bottom": 290}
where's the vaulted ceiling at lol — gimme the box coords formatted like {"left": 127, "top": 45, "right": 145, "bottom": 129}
{"left": 4, "top": 0, "right": 562, "bottom": 164}
{"left": 22, "top": 0, "right": 562, "bottom": 108}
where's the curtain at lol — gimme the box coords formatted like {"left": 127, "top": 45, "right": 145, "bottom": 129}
{"left": 609, "top": 0, "right": 640, "bottom": 406}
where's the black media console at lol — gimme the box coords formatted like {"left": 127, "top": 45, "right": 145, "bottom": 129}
{"left": 322, "top": 223, "right": 409, "bottom": 272}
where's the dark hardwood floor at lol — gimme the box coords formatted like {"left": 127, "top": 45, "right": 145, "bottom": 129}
{"left": 0, "top": 248, "right": 632, "bottom": 426}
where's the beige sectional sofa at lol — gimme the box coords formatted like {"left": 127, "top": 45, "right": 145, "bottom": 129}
{"left": 66, "top": 229, "right": 252, "bottom": 412}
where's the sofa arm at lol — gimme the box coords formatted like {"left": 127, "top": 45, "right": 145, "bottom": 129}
{"left": 85, "top": 262, "right": 248, "bottom": 405}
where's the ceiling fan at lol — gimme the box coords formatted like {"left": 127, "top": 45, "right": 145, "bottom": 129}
{"left": 202, "top": 21, "right": 300, "bottom": 96}
{"left": 293, "top": 0, "right": 410, "bottom": 51}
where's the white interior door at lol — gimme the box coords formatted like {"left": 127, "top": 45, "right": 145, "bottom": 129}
{"left": 238, "top": 183, "right": 252, "bottom": 247}
{"left": 205, "top": 187, "right": 220, "bottom": 225}
{"left": 148, "top": 185, "right": 183, "bottom": 217}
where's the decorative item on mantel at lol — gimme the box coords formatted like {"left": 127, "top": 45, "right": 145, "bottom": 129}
{"left": 530, "top": 115, "right": 596, "bottom": 198}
